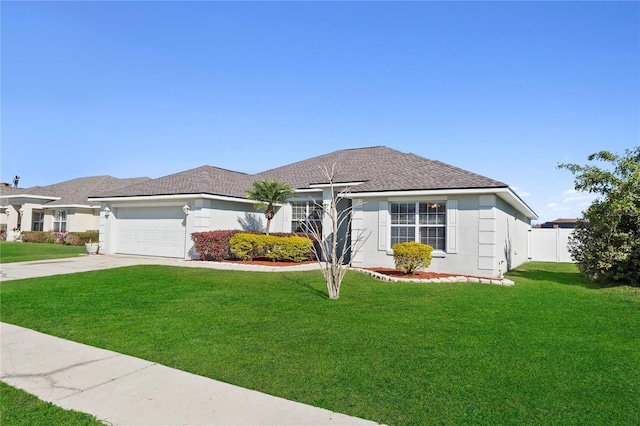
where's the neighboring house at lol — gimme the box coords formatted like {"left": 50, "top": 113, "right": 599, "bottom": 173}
{"left": 90, "top": 146, "right": 538, "bottom": 278}
{"left": 534, "top": 218, "right": 578, "bottom": 229}
{"left": 0, "top": 176, "right": 150, "bottom": 241}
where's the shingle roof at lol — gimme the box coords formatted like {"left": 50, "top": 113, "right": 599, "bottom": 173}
{"left": 1, "top": 176, "right": 150, "bottom": 207}
{"left": 0, "top": 185, "right": 26, "bottom": 206}
{"left": 253, "top": 146, "right": 507, "bottom": 192}
{"left": 90, "top": 146, "right": 508, "bottom": 199}
{"left": 92, "top": 166, "right": 254, "bottom": 198}
{"left": 0, "top": 186, "right": 25, "bottom": 197}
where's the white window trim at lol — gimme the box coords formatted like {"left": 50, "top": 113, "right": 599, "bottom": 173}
{"left": 54, "top": 210, "right": 68, "bottom": 232}
{"left": 32, "top": 211, "right": 45, "bottom": 232}
{"left": 380, "top": 198, "right": 458, "bottom": 256}
{"left": 291, "top": 201, "right": 323, "bottom": 233}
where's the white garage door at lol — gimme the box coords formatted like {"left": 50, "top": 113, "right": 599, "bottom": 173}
{"left": 116, "top": 207, "right": 186, "bottom": 258}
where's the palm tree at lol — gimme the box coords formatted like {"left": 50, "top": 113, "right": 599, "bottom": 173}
{"left": 246, "top": 179, "right": 294, "bottom": 235}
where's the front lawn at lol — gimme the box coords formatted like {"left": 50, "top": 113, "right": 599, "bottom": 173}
{"left": 0, "top": 381, "right": 103, "bottom": 426}
{"left": 0, "top": 241, "right": 86, "bottom": 263}
{"left": 1, "top": 262, "right": 638, "bottom": 425}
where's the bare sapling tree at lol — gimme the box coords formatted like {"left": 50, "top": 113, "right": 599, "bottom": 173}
{"left": 303, "top": 164, "right": 370, "bottom": 299}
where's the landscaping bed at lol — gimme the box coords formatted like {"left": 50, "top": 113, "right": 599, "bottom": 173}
{"left": 356, "top": 267, "right": 514, "bottom": 285}
{"left": 205, "top": 257, "right": 317, "bottom": 267}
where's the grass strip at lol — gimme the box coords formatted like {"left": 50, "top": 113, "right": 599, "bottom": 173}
{"left": 0, "top": 381, "right": 103, "bottom": 425}
{"left": 0, "top": 242, "right": 86, "bottom": 263}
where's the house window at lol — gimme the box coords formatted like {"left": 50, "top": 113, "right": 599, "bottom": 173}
{"left": 32, "top": 211, "right": 44, "bottom": 231}
{"left": 291, "top": 201, "right": 323, "bottom": 235}
{"left": 390, "top": 202, "right": 446, "bottom": 251}
{"left": 53, "top": 210, "right": 67, "bottom": 232}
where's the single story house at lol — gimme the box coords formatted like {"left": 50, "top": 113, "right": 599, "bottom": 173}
{"left": 0, "top": 176, "right": 149, "bottom": 241}
{"left": 89, "top": 146, "right": 537, "bottom": 278}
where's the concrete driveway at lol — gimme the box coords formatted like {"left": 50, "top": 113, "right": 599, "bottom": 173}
{"left": 0, "top": 254, "right": 321, "bottom": 281}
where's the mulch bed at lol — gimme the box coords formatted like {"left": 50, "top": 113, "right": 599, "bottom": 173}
{"left": 211, "top": 258, "right": 317, "bottom": 267}
{"left": 364, "top": 268, "right": 468, "bottom": 280}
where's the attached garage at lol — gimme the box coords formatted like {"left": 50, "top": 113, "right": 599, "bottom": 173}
{"left": 115, "top": 207, "right": 187, "bottom": 258}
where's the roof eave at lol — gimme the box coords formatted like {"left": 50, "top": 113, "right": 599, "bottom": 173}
{"left": 2, "top": 194, "right": 61, "bottom": 202}
{"left": 43, "top": 204, "right": 99, "bottom": 209}
{"left": 89, "top": 193, "right": 256, "bottom": 205}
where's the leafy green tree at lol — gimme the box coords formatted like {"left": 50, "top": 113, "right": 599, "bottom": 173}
{"left": 246, "top": 179, "right": 294, "bottom": 235}
{"left": 559, "top": 147, "right": 640, "bottom": 286}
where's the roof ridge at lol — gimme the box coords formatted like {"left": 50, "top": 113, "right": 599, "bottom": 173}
{"left": 253, "top": 146, "right": 393, "bottom": 176}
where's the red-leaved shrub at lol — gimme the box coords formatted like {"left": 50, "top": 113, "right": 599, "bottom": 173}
{"left": 191, "top": 230, "right": 243, "bottom": 261}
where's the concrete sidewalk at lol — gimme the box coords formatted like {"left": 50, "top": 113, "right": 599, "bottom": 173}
{"left": 0, "top": 254, "right": 321, "bottom": 281}
{"left": 1, "top": 323, "right": 379, "bottom": 425}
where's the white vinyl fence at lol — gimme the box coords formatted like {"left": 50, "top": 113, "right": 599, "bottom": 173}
{"left": 529, "top": 228, "right": 575, "bottom": 263}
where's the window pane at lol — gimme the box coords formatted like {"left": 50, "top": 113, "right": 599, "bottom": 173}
{"left": 291, "top": 202, "right": 306, "bottom": 221}
{"left": 292, "top": 202, "right": 322, "bottom": 235}
{"left": 420, "top": 226, "right": 446, "bottom": 251}
{"left": 419, "top": 202, "right": 446, "bottom": 225}
{"left": 391, "top": 226, "right": 415, "bottom": 246}
{"left": 391, "top": 203, "right": 415, "bottom": 225}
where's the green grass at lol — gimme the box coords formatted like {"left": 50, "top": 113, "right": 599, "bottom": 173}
{"left": 1, "top": 262, "right": 638, "bottom": 425}
{"left": 0, "top": 241, "right": 86, "bottom": 263}
{"left": 0, "top": 381, "right": 103, "bottom": 425}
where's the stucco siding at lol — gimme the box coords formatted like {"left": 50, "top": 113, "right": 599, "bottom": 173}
{"left": 70, "top": 209, "right": 99, "bottom": 232}
{"left": 353, "top": 194, "right": 530, "bottom": 278}
{"left": 494, "top": 197, "right": 531, "bottom": 272}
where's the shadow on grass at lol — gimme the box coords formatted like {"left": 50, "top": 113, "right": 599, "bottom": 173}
{"left": 507, "top": 267, "right": 599, "bottom": 289}
{"left": 281, "top": 274, "right": 329, "bottom": 299}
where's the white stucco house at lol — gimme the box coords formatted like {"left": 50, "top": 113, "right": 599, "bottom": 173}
{"left": 89, "top": 147, "right": 537, "bottom": 278}
{"left": 0, "top": 176, "right": 149, "bottom": 241}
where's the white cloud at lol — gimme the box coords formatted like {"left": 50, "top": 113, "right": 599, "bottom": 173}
{"left": 562, "top": 189, "right": 597, "bottom": 205}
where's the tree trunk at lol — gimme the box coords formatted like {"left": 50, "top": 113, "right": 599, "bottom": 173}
{"left": 265, "top": 206, "right": 274, "bottom": 235}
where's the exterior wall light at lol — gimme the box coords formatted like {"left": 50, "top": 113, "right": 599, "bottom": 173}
{"left": 104, "top": 207, "right": 111, "bottom": 218}
{"left": 183, "top": 205, "right": 191, "bottom": 215}
{"left": 18, "top": 208, "right": 24, "bottom": 216}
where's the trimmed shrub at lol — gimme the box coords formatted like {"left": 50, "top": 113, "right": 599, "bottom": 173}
{"left": 18, "top": 230, "right": 99, "bottom": 245}
{"left": 392, "top": 241, "right": 434, "bottom": 274}
{"left": 230, "top": 233, "right": 313, "bottom": 262}
{"left": 21, "top": 231, "right": 55, "bottom": 244}
{"left": 191, "top": 230, "right": 243, "bottom": 261}
{"left": 267, "top": 235, "right": 314, "bottom": 262}
{"left": 67, "top": 231, "right": 99, "bottom": 246}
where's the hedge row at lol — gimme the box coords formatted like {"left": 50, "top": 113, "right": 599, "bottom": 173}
{"left": 230, "top": 233, "right": 313, "bottom": 262}
{"left": 191, "top": 230, "right": 314, "bottom": 263}
{"left": 20, "top": 231, "right": 99, "bottom": 246}
{"left": 191, "top": 230, "right": 242, "bottom": 261}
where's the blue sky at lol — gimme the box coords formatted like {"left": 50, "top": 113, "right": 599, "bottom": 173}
{"left": 2, "top": 1, "right": 638, "bottom": 224}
